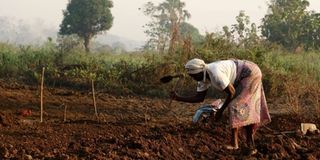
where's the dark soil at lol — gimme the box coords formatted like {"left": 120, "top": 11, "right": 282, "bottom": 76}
{"left": 0, "top": 81, "right": 319, "bottom": 159}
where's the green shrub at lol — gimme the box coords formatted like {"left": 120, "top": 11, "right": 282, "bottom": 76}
{"left": 0, "top": 42, "right": 319, "bottom": 117}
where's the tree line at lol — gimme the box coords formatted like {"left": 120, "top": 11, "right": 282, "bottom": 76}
{"left": 59, "top": 0, "right": 320, "bottom": 53}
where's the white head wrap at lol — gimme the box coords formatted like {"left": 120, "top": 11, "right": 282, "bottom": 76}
{"left": 185, "top": 58, "right": 209, "bottom": 82}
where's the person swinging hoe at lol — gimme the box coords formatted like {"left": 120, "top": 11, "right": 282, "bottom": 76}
{"left": 171, "top": 58, "right": 271, "bottom": 155}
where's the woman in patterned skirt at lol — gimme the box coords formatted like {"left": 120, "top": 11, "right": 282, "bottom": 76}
{"left": 171, "top": 58, "right": 271, "bottom": 155}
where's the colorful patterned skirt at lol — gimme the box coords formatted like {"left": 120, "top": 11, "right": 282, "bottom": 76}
{"left": 229, "top": 60, "right": 271, "bottom": 129}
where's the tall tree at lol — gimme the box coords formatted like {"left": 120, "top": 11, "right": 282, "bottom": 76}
{"left": 142, "top": 0, "right": 190, "bottom": 54}
{"left": 59, "top": 0, "right": 113, "bottom": 52}
{"left": 301, "top": 12, "right": 320, "bottom": 50}
{"left": 179, "top": 22, "right": 203, "bottom": 44}
{"left": 232, "top": 10, "right": 250, "bottom": 42}
{"left": 222, "top": 11, "right": 259, "bottom": 48}
{"left": 142, "top": 2, "right": 170, "bottom": 53}
{"left": 261, "top": 0, "right": 310, "bottom": 50}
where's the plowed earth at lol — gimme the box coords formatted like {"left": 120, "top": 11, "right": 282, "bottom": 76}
{"left": 0, "top": 82, "right": 319, "bottom": 160}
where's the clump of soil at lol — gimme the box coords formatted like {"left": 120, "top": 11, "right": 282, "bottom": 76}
{"left": 0, "top": 112, "right": 19, "bottom": 127}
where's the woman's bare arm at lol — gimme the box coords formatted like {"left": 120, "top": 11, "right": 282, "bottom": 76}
{"left": 215, "top": 84, "right": 236, "bottom": 120}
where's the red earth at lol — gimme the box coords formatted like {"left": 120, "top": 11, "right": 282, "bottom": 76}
{"left": 0, "top": 80, "right": 319, "bottom": 159}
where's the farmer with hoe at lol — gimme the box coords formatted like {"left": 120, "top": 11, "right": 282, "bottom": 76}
{"left": 170, "top": 58, "right": 271, "bottom": 155}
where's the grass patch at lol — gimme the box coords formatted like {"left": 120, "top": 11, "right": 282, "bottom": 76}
{"left": 0, "top": 42, "right": 319, "bottom": 117}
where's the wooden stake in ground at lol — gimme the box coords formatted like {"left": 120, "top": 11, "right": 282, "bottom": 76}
{"left": 91, "top": 79, "right": 98, "bottom": 117}
{"left": 144, "top": 105, "right": 149, "bottom": 125}
{"left": 40, "top": 67, "right": 45, "bottom": 123}
{"left": 64, "top": 104, "right": 68, "bottom": 122}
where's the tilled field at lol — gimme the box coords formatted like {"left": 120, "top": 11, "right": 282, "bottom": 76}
{"left": 0, "top": 83, "right": 319, "bottom": 159}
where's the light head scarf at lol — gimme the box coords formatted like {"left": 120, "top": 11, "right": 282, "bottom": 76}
{"left": 185, "top": 58, "right": 209, "bottom": 82}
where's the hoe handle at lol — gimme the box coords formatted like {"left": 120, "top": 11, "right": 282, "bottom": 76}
{"left": 167, "top": 77, "right": 181, "bottom": 107}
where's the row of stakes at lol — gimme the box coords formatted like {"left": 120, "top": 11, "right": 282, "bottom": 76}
{"left": 39, "top": 67, "right": 98, "bottom": 123}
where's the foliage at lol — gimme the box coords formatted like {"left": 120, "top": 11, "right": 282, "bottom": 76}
{"left": 142, "top": 2, "right": 170, "bottom": 52}
{"left": 56, "top": 35, "right": 84, "bottom": 54}
{"left": 260, "top": 51, "right": 320, "bottom": 116}
{"left": 261, "top": 0, "right": 320, "bottom": 51}
{"left": 232, "top": 10, "right": 250, "bottom": 41}
{"left": 59, "top": 0, "right": 113, "bottom": 52}
{"left": 222, "top": 11, "right": 260, "bottom": 49}
{"left": 301, "top": 12, "right": 320, "bottom": 50}
{"left": 179, "top": 22, "right": 204, "bottom": 44}
{"left": 0, "top": 40, "right": 320, "bottom": 116}
{"left": 142, "top": 0, "right": 191, "bottom": 54}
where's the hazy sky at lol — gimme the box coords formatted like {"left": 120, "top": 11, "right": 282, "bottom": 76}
{"left": 1, "top": 0, "right": 320, "bottom": 41}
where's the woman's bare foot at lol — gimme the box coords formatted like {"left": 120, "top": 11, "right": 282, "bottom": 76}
{"left": 244, "top": 148, "right": 258, "bottom": 155}
{"left": 224, "top": 145, "right": 239, "bottom": 150}
{"left": 248, "top": 148, "right": 258, "bottom": 155}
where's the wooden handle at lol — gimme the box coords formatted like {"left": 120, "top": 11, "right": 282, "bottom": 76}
{"left": 167, "top": 77, "right": 181, "bottom": 108}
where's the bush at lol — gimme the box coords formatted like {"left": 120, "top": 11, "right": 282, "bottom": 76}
{"left": 0, "top": 42, "right": 319, "bottom": 117}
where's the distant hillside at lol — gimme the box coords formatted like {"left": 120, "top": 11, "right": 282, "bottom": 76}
{"left": 95, "top": 33, "right": 145, "bottom": 51}
{"left": 0, "top": 17, "right": 56, "bottom": 45}
{"left": 0, "top": 16, "right": 145, "bottom": 52}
